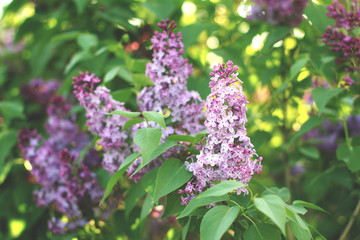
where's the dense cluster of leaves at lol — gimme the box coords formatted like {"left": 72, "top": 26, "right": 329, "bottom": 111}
{"left": 1, "top": 0, "right": 360, "bottom": 239}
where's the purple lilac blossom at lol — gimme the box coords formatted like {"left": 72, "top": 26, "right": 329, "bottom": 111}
{"left": 72, "top": 72, "right": 176, "bottom": 181}
{"left": 322, "top": 0, "right": 360, "bottom": 85}
{"left": 303, "top": 115, "right": 360, "bottom": 153}
{"left": 137, "top": 19, "right": 204, "bottom": 135}
{"left": 18, "top": 96, "right": 111, "bottom": 234}
{"left": 20, "top": 78, "right": 60, "bottom": 107}
{"left": 73, "top": 20, "right": 205, "bottom": 181}
{"left": 73, "top": 72, "right": 131, "bottom": 173}
{"left": 181, "top": 61, "right": 263, "bottom": 205}
{"left": 247, "top": 0, "right": 307, "bottom": 27}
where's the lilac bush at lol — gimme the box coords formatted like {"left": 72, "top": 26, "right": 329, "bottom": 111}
{"left": 72, "top": 20, "right": 205, "bottom": 181}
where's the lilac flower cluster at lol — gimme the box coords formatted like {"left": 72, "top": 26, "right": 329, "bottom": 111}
{"left": 303, "top": 115, "right": 360, "bottom": 153}
{"left": 73, "top": 20, "right": 205, "bottom": 181}
{"left": 21, "top": 78, "right": 60, "bottom": 106}
{"left": 18, "top": 96, "right": 111, "bottom": 234}
{"left": 72, "top": 71, "right": 184, "bottom": 182}
{"left": 138, "top": 19, "right": 204, "bottom": 135}
{"left": 322, "top": 0, "right": 360, "bottom": 85}
{"left": 73, "top": 72, "right": 131, "bottom": 173}
{"left": 248, "top": 0, "right": 307, "bottom": 27}
{"left": 181, "top": 61, "right": 263, "bottom": 204}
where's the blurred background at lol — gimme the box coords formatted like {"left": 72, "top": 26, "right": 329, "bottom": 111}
{"left": 0, "top": 0, "right": 360, "bottom": 239}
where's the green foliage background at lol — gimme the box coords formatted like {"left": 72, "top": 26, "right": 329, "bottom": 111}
{"left": 0, "top": 0, "right": 360, "bottom": 239}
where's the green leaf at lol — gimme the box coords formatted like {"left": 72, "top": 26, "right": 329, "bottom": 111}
{"left": 177, "top": 195, "right": 230, "bottom": 219}
{"left": 200, "top": 205, "right": 240, "bottom": 240}
{"left": 336, "top": 144, "right": 351, "bottom": 160}
{"left": 286, "top": 207, "right": 312, "bottom": 240}
{"left": 0, "top": 101, "right": 25, "bottom": 121}
{"left": 0, "top": 161, "right": 13, "bottom": 185}
{"left": 140, "top": 194, "right": 154, "bottom": 222}
{"left": 143, "top": 111, "right": 166, "bottom": 129}
{"left": 299, "top": 146, "right": 320, "bottom": 159}
{"left": 117, "top": 66, "right": 132, "bottom": 82}
{"left": 290, "top": 57, "right": 308, "bottom": 81}
{"left": 197, "top": 180, "right": 245, "bottom": 199}
{"left": 262, "top": 27, "right": 289, "bottom": 50}
{"left": 51, "top": 31, "right": 81, "bottom": 42}
{"left": 243, "top": 223, "right": 281, "bottom": 240}
{"left": 289, "top": 115, "right": 324, "bottom": 145}
{"left": 289, "top": 221, "right": 311, "bottom": 240}
{"left": 72, "top": 0, "right": 89, "bottom": 14}
{"left": 194, "top": 131, "right": 207, "bottom": 144}
{"left": 180, "top": 23, "right": 205, "bottom": 50}
{"left": 128, "top": 59, "right": 148, "bottom": 73}
{"left": 125, "top": 182, "right": 146, "bottom": 217}
{"left": 96, "top": 7, "right": 134, "bottom": 29}
{"left": 77, "top": 33, "right": 98, "bottom": 51}
{"left": 292, "top": 200, "right": 329, "bottom": 214}
{"left": 131, "top": 141, "right": 178, "bottom": 177}
{"left": 141, "top": 167, "right": 159, "bottom": 194}
{"left": 287, "top": 205, "right": 308, "bottom": 215}
{"left": 108, "top": 110, "right": 140, "bottom": 118}
{"left": 65, "top": 51, "right": 90, "bottom": 74}
{"left": 336, "top": 145, "right": 360, "bottom": 172}
{"left": 95, "top": 168, "right": 111, "bottom": 189}
{"left": 167, "top": 135, "right": 195, "bottom": 143}
{"left": 152, "top": 158, "right": 192, "bottom": 202}
{"left": 100, "top": 153, "right": 141, "bottom": 204}
{"left": 163, "top": 191, "right": 185, "bottom": 218}
{"left": 143, "top": 1, "right": 177, "bottom": 20}
{"left": 0, "top": 130, "right": 17, "bottom": 169}
{"left": 104, "top": 66, "right": 121, "bottom": 83}
{"left": 262, "top": 187, "right": 290, "bottom": 202}
{"left": 304, "top": 3, "right": 334, "bottom": 32}
{"left": 182, "top": 217, "right": 191, "bottom": 240}
{"left": 254, "top": 194, "right": 286, "bottom": 235}
{"left": 111, "top": 88, "right": 134, "bottom": 102}
{"left": 123, "top": 118, "right": 145, "bottom": 132}
{"left": 312, "top": 87, "right": 344, "bottom": 113}
{"left": 132, "top": 73, "right": 154, "bottom": 86}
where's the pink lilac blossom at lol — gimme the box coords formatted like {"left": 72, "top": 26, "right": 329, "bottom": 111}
{"left": 248, "top": 0, "right": 307, "bottom": 27}
{"left": 322, "top": 0, "right": 360, "bottom": 85}
{"left": 18, "top": 96, "right": 111, "bottom": 234}
{"left": 181, "top": 61, "right": 263, "bottom": 205}
{"left": 137, "top": 19, "right": 204, "bottom": 135}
